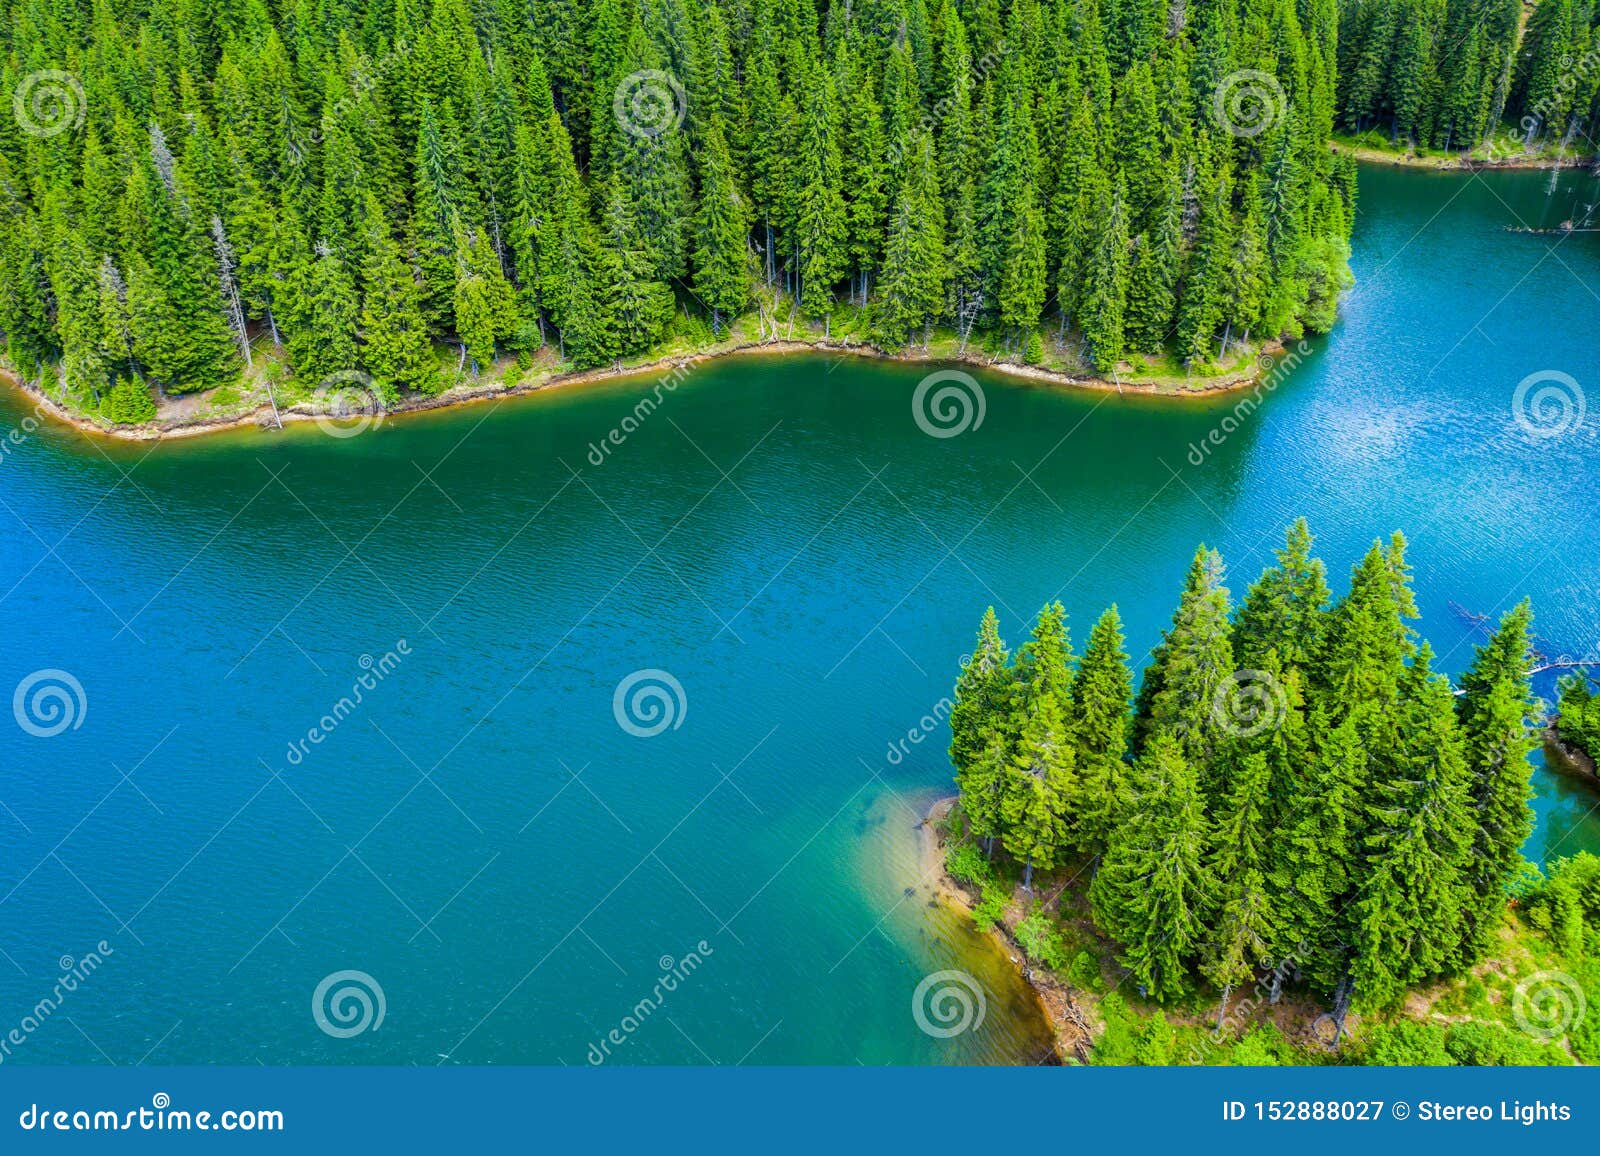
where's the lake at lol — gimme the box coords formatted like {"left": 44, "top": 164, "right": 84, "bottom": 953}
{"left": 0, "top": 163, "right": 1596, "bottom": 1065}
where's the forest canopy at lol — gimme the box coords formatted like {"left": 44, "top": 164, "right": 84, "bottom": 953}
{"left": 948, "top": 519, "right": 1543, "bottom": 1026}
{"left": 0, "top": 0, "right": 1356, "bottom": 420}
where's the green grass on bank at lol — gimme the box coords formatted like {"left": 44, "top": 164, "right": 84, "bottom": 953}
{"left": 11, "top": 283, "right": 1267, "bottom": 435}
{"left": 1330, "top": 127, "right": 1597, "bottom": 168}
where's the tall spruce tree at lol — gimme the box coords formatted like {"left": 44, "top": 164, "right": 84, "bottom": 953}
{"left": 951, "top": 607, "right": 1013, "bottom": 855}
{"left": 1091, "top": 731, "right": 1210, "bottom": 1002}
{"left": 1454, "top": 600, "right": 1539, "bottom": 954}
{"left": 1068, "top": 605, "right": 1134, "bottom": 855}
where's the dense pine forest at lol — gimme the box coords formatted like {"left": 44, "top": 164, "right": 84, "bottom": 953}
{"left": 0, "top": 0, "right": 1358, "bottom": 423}
{"left": 947, "top": 520, "right": 1549, "bottom": 1030}
{"left": 1338, "top": 0, "right": 1600, "bottom": 152}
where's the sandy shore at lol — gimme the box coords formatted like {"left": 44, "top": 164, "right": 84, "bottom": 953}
{"left": 919, "top": 796, "right": 1092, "bottom": 1063}
{"left": 2, "top": 335, "right": 1277, "bottom": 445}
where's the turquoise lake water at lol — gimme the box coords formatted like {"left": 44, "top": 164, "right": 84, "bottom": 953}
{"left": 0, "top": 164, "right": 1597, "bottom": 1065}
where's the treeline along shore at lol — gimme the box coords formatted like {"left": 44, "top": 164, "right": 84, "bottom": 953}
{"left": 4, "top": 0, "right": 1357, "bottom": 434}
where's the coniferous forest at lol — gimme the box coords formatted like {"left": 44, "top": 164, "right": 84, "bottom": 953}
{"left": 0, "top": 0, "right": 1359, "bottom": 423}
{"left": 947, "top": 520, "right": 1550, "bottom": 1031}
{"left": 1337, "top": 0, "right": 1600, "bottom": 151}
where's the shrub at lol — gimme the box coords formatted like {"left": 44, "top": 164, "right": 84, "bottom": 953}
{"left": 1444, "top": 1020, "right": 1561, "bottom": 1066}
{"left": 1068, "top": 950, "right": 1104, "bottom": 992}
{"left": 102, "top": 378, "right": 157, "bottom": 424}
{"left": 1015, "top": 905, "right": 1069, "bottom": 971}
{"left": 1227, "top": 1026, "right": 1285, "bottom": 1066}
{"left": 972, "top": 880, "right": 1008, "bottom": 932}
{"left": 943, "top": 841, "right": 991, "bottom": 889}
{"left": 1090, "top": 992, "right": 1140, "bottom": 1064}
{"left": 1361, "top": 1021, "right": 1452, "bottom": 1066}
{"left": 1134, "top": 1012, "right": 1176, "bottom": 1065}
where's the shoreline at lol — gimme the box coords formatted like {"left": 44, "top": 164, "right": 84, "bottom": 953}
{"left": 918, "top": 796, "right": 1091, "bottom": 1064}
{"left": 2, "top": 336, "right": 1277, "bottom": 445}
{"left": 1544, "top": 725, "right": 1599, "bottom": 788}
{"left": 1329, "top": 141, "right": 1597, "bottom": 171}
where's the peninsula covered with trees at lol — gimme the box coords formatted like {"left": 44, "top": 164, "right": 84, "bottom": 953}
{"left": 943, "top": 520, "right": 1600, "bottom": 1062}
{"left": 1, "top": 0, "right": 1356, "bottom": 426}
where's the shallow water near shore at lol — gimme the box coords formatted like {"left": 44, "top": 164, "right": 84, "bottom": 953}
{"left": 0, "top": 164, "right": 1597, "bottom": 1064}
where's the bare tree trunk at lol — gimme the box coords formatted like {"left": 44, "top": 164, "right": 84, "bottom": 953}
{"left": 211, "top": 216, "right": 252, "bottom": 368}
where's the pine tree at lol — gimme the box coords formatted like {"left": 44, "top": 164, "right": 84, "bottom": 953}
{"left": 1275, "top": 707, "right": 1365, "bottom": 992}
{"left": 795, "top": 57, "right": 848, "bottom": 319}
{"left": 1202, "top": 749, "right": 1281, "bottom": 1021}
{"left": 451, "top": 215, "right": 520, "bottom": 372}
{"left": 875, "top": 132, "right": 947, "bottom": 348}
{"left": 1080, "top": 182, "right": 1130, "bottom": 372}
{"left": 1454, "top": 600, "right": 1538, "bottom": 955}
{"left": 409, "top": 98, "right": 469, "bottom": 328}
{"left": 611, "top": 21, "right": 694, "bottom": 282}
{"left": 358, "top": 195, "right": 438, "bottom": 399}
{"left": 1234, "top": 517, "right": 1331, "bottom": 671}
{"left": 287, "top": 242, "right": 359, "bottom": 386}
{"left": 1002, "top": 603, "right": 1076, "bottom": 887}
{"left": 1221, "top": 175, "right": 1270, "bottom": 355}
{"left": 1351, "top": 643, "right": 1475, "bottom": 1008}
{"left": 840, "top": 46, "right": 889, "bottom": 305}
{"left": 951, "top": 607, "right": 1013, "bottom": 853}
{"left": 691, "top": 118, "right": 751, "bottom": 334}
{"left": 1091, "top": 732, "right": 1210, "bottom": 1002}
{"left": 597, "top": 179, "right": 676, "bottom": 358}
{"left": 1137, "top": 545, "right": 1235, "bottom": 777}
{"left": 1068, "top": 605, "right": 1133, "bottom": 855}
{"left": 1175, "top": 156, "right": 1234, "bottom": 365}
{"left": 1320, "top": 536, "right": 1416, "bottom": 721}
{"left": 1124, "top": 168, "right": 1182, "bottom": 354}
